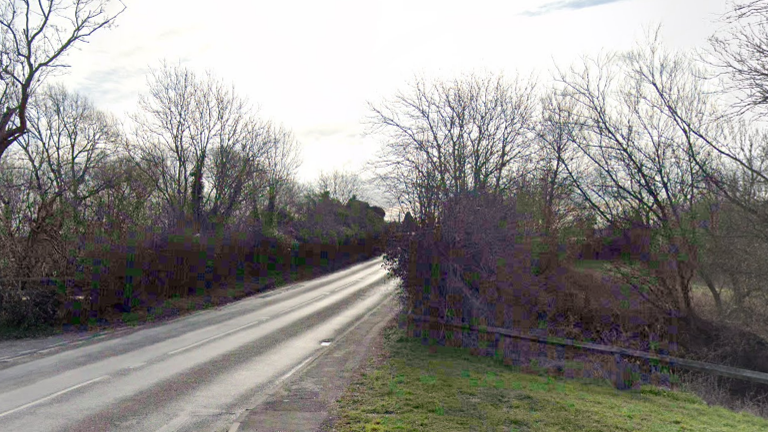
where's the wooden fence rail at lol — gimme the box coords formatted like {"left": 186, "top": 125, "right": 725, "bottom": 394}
{"left": 407, "top": 314, "right": 768, "bottom": 386}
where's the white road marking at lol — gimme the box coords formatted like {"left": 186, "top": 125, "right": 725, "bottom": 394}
{"left": 166, "top": 276, "right": 369, "bottom": 357}
{"left": 190, "top": 408, "right": 230, "bottom": 416}
{"left": 224, "top": 354, "right": 319, "bottom": 432}
{"left": 0, "top": 375, "right": 110, "bottom": 419}
{"left": 0, "top": 263, "right": 384, "bottom": 430}
{"left": 38, "top": 343, "right": 70, "bottom": 354}
{"left": 166, "top": 317, "right": 271, "bottom": 356}
{"left": 277, "top": 355, "right": 315, "bottom": 382}
{"left": 162, "top": 281, "right": 364, "bottom": 355}
{"left": 44, "top": 341, "right": 69, "bottom": 349}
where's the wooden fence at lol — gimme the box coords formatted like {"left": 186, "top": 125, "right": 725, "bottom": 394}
{"left": 407, "top": 314, "right": 768, "bottom": 386}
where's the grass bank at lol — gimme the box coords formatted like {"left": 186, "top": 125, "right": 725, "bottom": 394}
{"left": 332, "top": 324, "right": 768, "bottom": 432}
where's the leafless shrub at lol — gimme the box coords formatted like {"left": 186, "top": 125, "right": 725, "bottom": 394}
{"left": 678, "top": 371, "right": 768, "bottom": 419}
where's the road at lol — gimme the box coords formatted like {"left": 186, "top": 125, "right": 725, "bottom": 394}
{"left": 0, "top": 256, "right": 396, "bottom": 432}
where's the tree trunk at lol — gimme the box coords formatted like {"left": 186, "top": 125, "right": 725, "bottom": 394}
{"left": 266, "top": 185, "right": 277, "bottom": 229}
{"left": 699, "top": 269, "right": 724, "bottom": 318}
{"left": 678, "top": 263, "right": 699, "bottom": 332}
{"left": 190, "top": 168, "right": 204, "bottom": 233}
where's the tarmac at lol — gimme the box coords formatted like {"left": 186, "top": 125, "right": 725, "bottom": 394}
{"left": 226, "top": 292, "right": 398, "bottom": 432}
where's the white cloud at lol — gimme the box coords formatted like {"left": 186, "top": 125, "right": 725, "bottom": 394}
{"left": 51, "top": 0, "right": 730, "bottom": 183}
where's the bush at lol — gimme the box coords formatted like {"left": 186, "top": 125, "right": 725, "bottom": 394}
{"left": 0, "top": 280, "right": 63, "bottom": 329}
{"left": 385, "top": 191, "right": 548, "bottom": 329}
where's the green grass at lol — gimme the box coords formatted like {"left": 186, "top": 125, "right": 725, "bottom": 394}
{"left": 333, "top": 326, "right": 768, "bottom": 432}
{"left": 571, "top": 259, "right": 615, "bottom": 272}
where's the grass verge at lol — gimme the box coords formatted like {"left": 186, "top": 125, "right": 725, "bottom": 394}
{"left": 332, "top": 324, "right": 768, "bottom": 432}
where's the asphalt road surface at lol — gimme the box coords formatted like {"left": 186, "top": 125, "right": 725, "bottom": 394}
{"left": 0, "top": 256, "right": 397, "bottom": 432}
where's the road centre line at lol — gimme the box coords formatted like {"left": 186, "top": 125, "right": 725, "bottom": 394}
{"left": 0, "top": 375, "right": 110, "bottom": 419}
{"left": 167, "top": 317, "right": 272, "bottom": 356}
{"left": 255, "top": 280, "right": 359, "bottom": 317}
{"left": 166, "top": 278, "right": 365, "bottom": 356}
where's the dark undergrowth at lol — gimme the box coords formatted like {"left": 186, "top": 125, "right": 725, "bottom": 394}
{"left": 0, "top": 246, "right": 385, "bottom": 341}
{"left": 1, "top": 200, "right": 395, "bottom": 339}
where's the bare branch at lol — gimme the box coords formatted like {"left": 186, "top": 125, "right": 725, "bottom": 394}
{"left": 0, "top": 0, "right": 124, "bottom": 161}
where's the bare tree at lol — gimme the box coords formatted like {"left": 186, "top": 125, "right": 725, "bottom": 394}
{"left": 259, "top": 121, "right": 302, "bottom": 229}
{"left": 206, "top": 120, "right": 264, "bottom": 226}
{"left": 707, "top": 0, "right": 768, "bottom": 117}
{"left": 698, "top": 195, "right": 768, "bottom": 319}
{"left": 0, "top": 84, "right": 120, "bottom": 277}
{"left": 555, "top": 30, "right": 722, "bottom": 319}
{"left": 0, "top": 155, "right": 32, "bottom": 274}
{"left": 129, "top": 63, "right": 267, "bottom": 232}
{"left": 0, "top": 0, "right": 124, "bottom": 162}
{"left": 368, "top": 72, "right": 537, "bottom": 225}
{"left": 642, "top": 1, "right": 768, "bottom": 323}
{"left": 313, "top": 168, "right": 369, "bottom": 205}
{"left": 274, "top": 176, "right": 313, "bottom": 224}
{"left": 24, "top": 84, "right": 119, "bottom": 218}
{"left": 682, "top": 118, "right": 768, "bottom": 323}
{"left": 691, "top": 1, "right": 768, "bottom": 227}
{"left": 535, "top": 93, "right": 589, "bottom": 222}
{"left": 514, "top": 90, "right": 589, "bottom": 273}
{"left": 87, "top": 152, "right": 156, "bottom": 234}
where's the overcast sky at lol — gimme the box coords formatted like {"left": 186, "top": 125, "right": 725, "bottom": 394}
{"left": 54, "top": 0, "right": 730, "bottom": 185}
